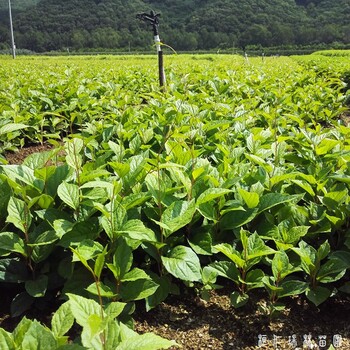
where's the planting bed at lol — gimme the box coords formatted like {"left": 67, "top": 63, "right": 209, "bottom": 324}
{"left": 0, "top": 53, "right": 350, "bottom": 349}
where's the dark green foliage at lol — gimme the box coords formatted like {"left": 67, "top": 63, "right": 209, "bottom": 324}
{"left": 0, "top": 0, "right": 349, "bottom": 52}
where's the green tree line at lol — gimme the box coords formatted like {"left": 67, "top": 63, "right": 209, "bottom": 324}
{"left": 0, "top": 0, "right": 349, "bottom": 52}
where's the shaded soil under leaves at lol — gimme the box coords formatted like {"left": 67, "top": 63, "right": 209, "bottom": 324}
{"left": 4, "top": 143, "right": 62, "bottom": 164}
{"left": 133, "top": 286, "right": 350, "bottom": 350}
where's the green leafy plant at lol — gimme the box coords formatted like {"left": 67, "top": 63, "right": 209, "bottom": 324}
{"left": 209, "top": 229, "right": 275, "bottom": 308}
{"left": 0, "top": 294, "right": 177, "bottom": 350}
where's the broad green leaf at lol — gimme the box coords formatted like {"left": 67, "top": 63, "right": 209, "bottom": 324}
{"left": 122, "top": 268, "right": 150, "bottom": 282}
{"left": 0, "top": 232, "right": 26, "bottom": 257}
{"left": 322, "top": 190, "right": 348, "bottom": 209}
{"left": 317, "top": 258, "right": 350, "bottom": 282}
{"left": 30, "top": 230, "right": 59, "bottom": 247}
{"left": 72, "top": 240, "right": 104, "bottom": 263}
{"left": 262, "top": 276, "right": 284, "bottom": 292}
{"left": 65, "top": 138, "right": 84, "bottom": 170}
{"left": 244, "top": 153, "right": 272, "bottom": 172}
{"left": 196, "top": 188, "right": 232, "bottom": 205}
{"left": 278, "top": 280, "right": 308, "bottom": 298}
{"left": 315, "top": 138, "right": 339, "bottom": 155}
{"left": 1, "top": 165, "right": 44, "bottom": 191}
{"left": 306, "top": 286, "right": 331, "bottom": 306}
{"left": 103, "top": 320, "right": 123, "bottom": 350}
{"left": 329, "top": 251, "right": 350, "bottom": 266}
{"left": 283, "top": 226, "right": 309, "bottom": 245}
{"left": 245, "top": 269, "right": 265, "bottom": 289}
{"left": 238, "top": 188, "right": 260, "bottom": 208}
{"left": 105, "top": 302, "right": 126, "bottom": 319}
{"left": 272, "top": 251, "right": 290, "bottom": 281}
{"left": 291, "top": 179, "right": 315, "bottom": 197}
{"left": 161, "top": 246, "right": 202, "bottom": 282}
{"left": 122, "top": 192, "right": 150, "bottom": 210}
{"left": 12, "top": 317, "right": 32, "bottom": 344}
{"left": 118, "top": 220, "right": 157, "bottom": 242}
{"left": 161, "top": 200, "right": 196, "bottom": 237}
{"left": 71, "top": 248, "right": 94, "bottom": 275}
{"left": 120, "top": 279, "right": 159, "bottom": 301}
{"left": 292, "top": 241, "right": 316, "bottom": 275}
{"left": 87, "top": 314, "right": 103, "bottom": 338}
{"left": 213, "top": 243, "right": 245, "bottom": 268}
{"left": 124, "top": 154, "right": 148, "bottom": 189}
{"left": 197, "top": 202, "right": 217, "bottom": 221}
{"left": 247, "top": 233, "right": 276, "bottom": 260}
{"left": 230, "top": 291, "right": 249, "bottom": 308}
{"left": 0, "top": 329, "right": 14, "bottom": 350}
{"left": 188, "top": 229, "right": 213, "bottom": 255}
{"left": 67, "top": 293, "right": 102, "bottom": 327}
{"left": 57, "top": 182, "right": 80, "bottom": 210}
{"left": 80, "top": 180, "right": 114, "bottom": 190}
{"left": 94, "top": 250, "right": 106, "bottom": 280}
{"left": 58, "top": 220, "right": 100, "bottom": 248}
{"left": 21, "top": 321, "right": 58, "bottom": 350}
{"left": 53, "top": 219, "right": 74, "bottom": 238}
{"left": 45, "top": 164, "right": 71, "bottom": 197}
{"left": 258, "top": 193, "right": 303, "bottom": 214}
{"left": 317, "top": 240, "right": 330, "bottom": 261}
{"left": 107, "top": 238, "right": 133, "bottom": 280}
{"left": 270, "top": 173, "right": 298, "bottom": 187}
{"left": 80, "top": 314, "right": 104, "bottom": 350}
{"left": 25, "top": 275, "right": 48, "bottom": 298}
{"left": 25, "top": 149, "right": 59, "bottom": 170}
{"left": 109, "top": 161, "right": 130, "bottom": 178}
{"left": 28, "top": 194, "right": 54, "bottom": 209}
{"left": 116, "top": 332, "right": 177, "bottom": 350}
{"left": 86, "top": 282, "right": 117, "bottom": 298}
{"left": 7, "top": 197, "right": 32, "bottom": 234}
{"left": 330, "top": 175, "right": 350, "bottom": 185}
{"left": 207, "top": 261, "right": 239, "bottom": 282}
{"left": 145, "top": 171, "right": 167, "bottom": 203}
{"left": 0, "top": 123, "right": 28, "bottom": 136}
{"left": 201, "top": 266, "right": 219, "bottom": 285}
{"left": 145, "top": 274, "right": 173, "bottom": 311}
{"left": 220, "top": 208, "right": 258, "bottom": 229}
{"left": 51, "top": 302, "right": 74, "bottom": 337}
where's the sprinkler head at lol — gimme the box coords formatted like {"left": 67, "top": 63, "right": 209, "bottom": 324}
{"left": 136, "top": 10, "right": 160, "bottom": 27}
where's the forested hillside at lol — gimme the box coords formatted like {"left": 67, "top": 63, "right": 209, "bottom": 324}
{"left": 0, "top": 0, "right": 349, "bottom": 52}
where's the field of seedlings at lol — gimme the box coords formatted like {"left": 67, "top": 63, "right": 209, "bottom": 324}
{"left": 0, "top": 53, "right": 350, "bottom": 349}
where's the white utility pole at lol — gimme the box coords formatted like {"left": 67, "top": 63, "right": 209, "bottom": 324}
{"left": 8, "top": 0, "right": 16, "bottom": 58}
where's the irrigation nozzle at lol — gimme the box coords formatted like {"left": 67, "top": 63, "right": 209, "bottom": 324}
{"left": 136, "top": 10, "right": 165, "bottom": 89}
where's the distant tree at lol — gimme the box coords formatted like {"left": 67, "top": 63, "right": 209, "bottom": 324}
{"left": 270, "top": 23, "right": 295, "bottom": 45}
{"left": 240, "top": 24, "right": 272, "bottom": 47}
{"left": 70, "top": 29, "right": 89, "bottom": 49}
{"left": 319, "top": 24, "right": 342, "bottom": 44}
{"left": 168, "top": 30, "right": 198, "bottom": 51}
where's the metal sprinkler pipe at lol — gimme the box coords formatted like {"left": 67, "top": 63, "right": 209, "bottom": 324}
{"left": 8, "top": 0, "right": 16, "bottom": 59}
{"left": 136, "top": 10, "right": 165, "bottom": 88}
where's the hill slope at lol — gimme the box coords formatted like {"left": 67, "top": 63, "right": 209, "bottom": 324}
{"left": 0, "top": 0, "right": 349, "bottom": 52}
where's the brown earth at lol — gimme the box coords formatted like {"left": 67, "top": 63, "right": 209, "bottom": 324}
{"left": 134, "top": 286, "right": 350, "bottom": 350}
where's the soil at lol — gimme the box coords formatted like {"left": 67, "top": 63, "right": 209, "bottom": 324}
{"left": 2, "top": 145, "right": 350, "bottom": 350}
{"left": 133, "top": 286, "right": 350, "bottom": 350}
{"left": 4, "top": 143, "right": 60, "bottom": 164}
